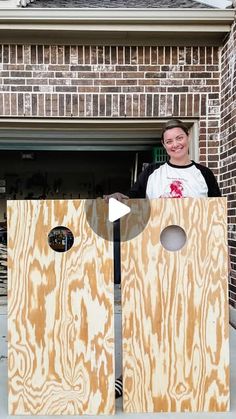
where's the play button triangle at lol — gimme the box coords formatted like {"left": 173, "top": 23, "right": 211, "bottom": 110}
{"left": 108, "top": 198, "right": 131, "bottom": 222}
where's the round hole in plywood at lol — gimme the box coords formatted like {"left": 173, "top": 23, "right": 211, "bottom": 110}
{"left": 160, "top": 225, "right": 186, "bottom": 252}
{"left": 48, "top": 226, "right": 74, "bottom": 252}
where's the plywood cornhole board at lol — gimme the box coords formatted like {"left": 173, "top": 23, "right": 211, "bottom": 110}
{"left": 7, "top": 199, "right": 114, "bottom": 415}
{"left": 121, "top": 198, "right": 229, "bottom": 413}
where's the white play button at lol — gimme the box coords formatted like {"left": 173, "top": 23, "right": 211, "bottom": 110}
{"left": 108, "top": 197, "right": 131, "bottom": 222}
{"left": 85, "top": 197, "right": 150, "bottom": 241}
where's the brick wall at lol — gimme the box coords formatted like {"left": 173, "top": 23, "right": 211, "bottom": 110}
{"left": 1, "top": 43, "right": 234, "bottom": 304}
{"left": 0, "top": 44, "right": 221, "bottom": 166}
{"left": 221, "top": 23, "right": 236, "bottom": 310}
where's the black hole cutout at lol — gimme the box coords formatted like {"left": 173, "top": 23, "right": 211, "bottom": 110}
{"left": 160, "top": 225, "right": 187, "bottom": 252}
{"left": 48, "top": 226, "right": 74, "bottom": 253}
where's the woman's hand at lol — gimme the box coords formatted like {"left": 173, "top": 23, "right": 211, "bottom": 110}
{"left": 103, "top": 192, "right": 129, "bottom": 203}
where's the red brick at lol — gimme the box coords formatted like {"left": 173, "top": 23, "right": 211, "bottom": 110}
{"left": 105, "top": 46, "right": 110, "bottom": 65}
{"left": 165, "top": 47, "right": 171, "bottom": 65}
{"left": 51, "top": 46, "right": 57, "bottom": 64}
{"left": 17, "top": 45, "right": 23, "bottom": 64}
{"left": 199, "top": 47, "right": 206, "bottom": 64}
{"left": 17, "top": 93, "right": 24, "bottom": 115}
{"left": 206, "top": 47, "right": 213, "bottom": 65}
{"left": 139, "top": 79, "right": 160, "bottom": 86}
{"left": 133, "top": 94, "right": 139, "bottom": 117}
{"left": 178, "top": 47, "right": 185, "bottom": 64}
{"left": 65, "top": 94, "right": 72, "bottom": 116}
{"left": 151, "top": 47, "right": 158, "bottom": 65}
{"left": 37, "top": 46, "right": 43, "bottom": 64}
{"left": 37, "top": 93, "right": 44, "bottom": 116}
{"left": 106, "top": 94, "right": 112, "bottom": 116}
{"left": 171, "top": 47, "right": 178, "bottom": 65}
{"left": 117, "top": 79, "right": 137, "bottom": 85}
{"left": 144, "top": 47, "right": 151, "bottom": 65}
{"left": 44, "top": 46, "right": 50, "bottom": 64}
{"left": 125, "top": 47, "right": 131, "bottom": 65}
{"left": 118, "top": 47, "right": 124, "bottom": 64}
{"left": 65, "top": 46, "right": 70, "bottom": 64}
{"left": 119, "top": 94, "right": 125, "bottom": 117}
{"left": 112, "top": 94, "right": 119, "bottom": 117}
{"left": 101, "top": 86, "right": 121, "bottom": 93}
{"left": 153, "top": 94, "right": 159, "bottom": 116}
{"left": 126, "top": 94, "right": 132, "bottom": 116}
{"left": 145, "top": 86, "right": 166, "bottom": 93}
{"left": 193, "top": 94, "right": 200, "bottom": 116}
{"left": 158, "top": 47, "right": 164, "bottom": 65}
{"left": 146, "top": 94, "right": 152, "bottom": 116}
{"left": 85, "top": 46, "right": 90, "bottom": 65}
{"left": 193, "top": 47, "right": 199, "bottom": 64}
{"left": 138, "top": 46, "right": 144, "bottom": 65}
{"left": 99, "top": 94, "right": 105, "bottom": 117}
{"left": 111, "top": 47, "right": 117, "bottom": 64}
{"left": 173, "top": 94, "right": 179, "bottom": 115}
{"left": 187, "top": 94, "right": 193, "bottom": 115}
{"left": 186, "top": 47, "right": 192, "bottom": 65}
{"left": 123, "top": 86, "right": 143, "bottom": 93}
{"left": 51, "top": 94, "right": 58, "bottom": 117}
{"left": 180, "top": 94, "right": 186, "bottom": 116}
{"left": 59, "top": 94, "right": 64, "bottom": 116}
{"left": 140, "top": 94, "right": 146, "bottom": 117}
{"left": 79, "top": 94, "right": 85, "bottom": 116}
{"left": 213, "top": 47, "right": 219, "bottom": 64}
{"left": 92, "top": 94, "right": 98, "bottom": 117}
{"left": 3, "top": 46, "right": 9, "bottom": 63}
{"left": 10, "top": 45, "right": 16, "bottom": 64}
{"left": 45, "top": 93, "right": 51, "bottom": 116}
{"left": 11, "top": 93, "right": 17, "bottom": 116}
{"left": 123, "top": 72, "right": 144, "bottom": 79}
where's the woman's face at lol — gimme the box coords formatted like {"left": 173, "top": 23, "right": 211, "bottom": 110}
{"left": 162, "top": 127, "right": 190, "bottom": 163}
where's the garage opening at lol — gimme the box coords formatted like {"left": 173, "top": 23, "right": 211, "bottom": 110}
{"left": 0, "top": 119, "right": 197, "bottom": 296}
{"left": 0, "top": 146, "right": 167, "bottom": 296}
{"left": 0, "top": 147, "right": 162, "bottom": 205}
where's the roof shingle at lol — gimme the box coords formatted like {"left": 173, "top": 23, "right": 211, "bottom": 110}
{"left": 25, "top": 0, "right": 216, "bottom": 8}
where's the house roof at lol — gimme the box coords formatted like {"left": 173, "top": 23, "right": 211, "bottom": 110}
{"left": 24, "top": 0, "right": 216, "bottom": 8}
{"left": 2, "top": 2, "right": 234, "bottom": 46}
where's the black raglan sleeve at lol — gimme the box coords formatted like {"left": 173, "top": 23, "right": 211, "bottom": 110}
{"left": 127, "top": 163, "right": 160, "bottom": 198}
{"left": 195, "top": 163, "right": 221, "bottom": 197}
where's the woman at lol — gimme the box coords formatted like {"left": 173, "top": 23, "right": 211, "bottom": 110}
{"left": 104, "top": 119, "right": 221, "bottom": 398}
{"left": 104, "top": 119, "right": 221, "bottom": 203}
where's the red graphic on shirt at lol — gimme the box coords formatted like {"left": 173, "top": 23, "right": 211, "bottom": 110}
{"left": 169, "top": 180, "right": 184, "bottom": 198}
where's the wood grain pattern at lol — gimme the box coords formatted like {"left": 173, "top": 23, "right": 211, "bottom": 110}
{"left": 7, "top": 199, "right": 115, "bottom": 415}
{"left": 121, "top": 198, "right": 229, "bottom": 413}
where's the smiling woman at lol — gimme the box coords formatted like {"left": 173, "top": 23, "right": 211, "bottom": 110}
{"left": 161, "top": 120, "right": 191, "bottom": 166}
{"left": 104, "top": 119, "right": 221, "bottom": 203}
{"left": 131, "top": 119, "right": 221, "bottom": 199}
{"left": 104, "top": 118, "right": 223, "bottom": 401}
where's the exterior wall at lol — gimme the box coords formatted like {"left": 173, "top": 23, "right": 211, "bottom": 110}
{"left": 220, "top": 22, "right": 236, "bottom": 312}
{"left": 0, "top": 43, "right": 220, "bottom": 167}
{"left": 1, "top": 42, "right": 235, "bottom": 307}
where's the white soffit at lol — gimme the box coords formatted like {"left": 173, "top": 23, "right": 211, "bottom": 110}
{"left": 0, "top": 8, "right": 235, "bottom": 44}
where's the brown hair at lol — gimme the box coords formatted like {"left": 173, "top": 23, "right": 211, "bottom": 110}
{"left": 161, "top": 119, "right": 189, "bottom": 142}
